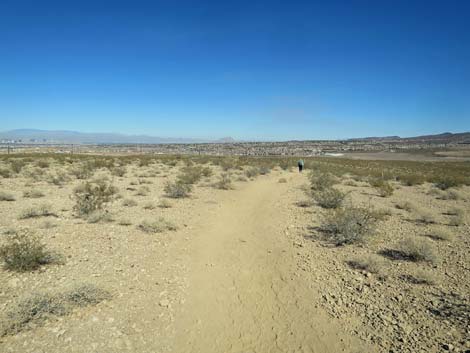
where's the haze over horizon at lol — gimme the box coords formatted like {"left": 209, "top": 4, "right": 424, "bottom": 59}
{"left": 1, "top": 0, "right": 469, "bottom": 140}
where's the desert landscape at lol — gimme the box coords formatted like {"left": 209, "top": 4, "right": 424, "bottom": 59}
{"left": 0, "top": 153, "right": 468, "bottom": 353}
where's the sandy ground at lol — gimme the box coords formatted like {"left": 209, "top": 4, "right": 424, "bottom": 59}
{"left": 0, "top": 162, "right": 468, "bottom": 352}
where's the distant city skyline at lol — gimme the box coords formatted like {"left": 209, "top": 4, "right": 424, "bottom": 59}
{"left": 1, "top": 1, "right": 469, "bottom": 140}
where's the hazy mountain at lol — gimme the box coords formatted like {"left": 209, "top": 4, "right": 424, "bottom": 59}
{"left": 347, "top": 132, "right": 470, "bottom": 144}
{"left": 0, "top": 129, "right": 236, "bottom": 144}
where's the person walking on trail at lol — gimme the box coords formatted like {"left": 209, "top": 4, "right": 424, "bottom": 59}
{"left": 297, "top": 159, "right": 304, "bottom": 172}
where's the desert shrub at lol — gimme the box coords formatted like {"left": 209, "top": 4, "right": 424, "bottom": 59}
{"left": 35, "top": 160, "right": 50, "bottom": 169}
{"left": 258, "top": 166, "right": 271, "bottom": 175}
{"left": 138, "top": 218, "right": 177, "bottom": 233}
{"left": 297, "top": 199, "right": 314, "bottom": 208}
{"left": 347, "top": 255, "right": 385, "bottom": 274}
{"left": 110, "top": 166, "right": 126, "bottom": 177}
{"left": 445, "top": 207, "right": 464, "bottom": 217}
{"left": 278, "top": 178, "right": 287, "bottom": 183}
{"left": 143, "top": 202, "right": 156, "bottom": 210}
{"left": 64, "top": 284, "right": 111, "bottom": 307}
{"left": 46, "top": 171, "right": 70, "bottom": 186}
{"left": 416, "top": 210, "right": 436, "bottom": 224}
{"left": 321, "top": 206, "right": 378, "bottom": 245}
{"left": 425, "top": 228, "right": 453, "bottom": 241}
{"left": 69, "top": 162, "right": 93, "bottom": 180}
{"left": 245, "top": 167, "right": 260, "bottom": 178}
{"left": 86, "top": 210, "right": 113, "bottom": 224}
{"left": 396, "top": 237, "right": 437, "bottom": 263}
{"left": 18, "top": 204, "right": 56, "bottom": 219}
{"left": 403, "top": 269, "right": 437, "bottom": 285}
{"left": 370, "top": 179, "right": 394, "bottom": 197}
{"left": 397, "top": 174, "right": 425, "bottom": 186}
{"left": 73, "top": 180, "right": 118, "bottom": 217}
{"left": 0, "top": 191, "right": 15, "bottom": 201}
{"left": 158, "top": 199, "right": 172, "bottom": 208}
{"left": 0, "top": 167, "right": 12, "bottom": 178}
{"left": 439, "top": 189, "right": 460, "bottom": 200}
{"left": 237, "top": 176, "right": 248, "bottom": 182}
{"left": 164, "top": 181, "right": 192, "bottom": 198}
{"left": 2, "top": 284, "right": 110, "bottom": 335}
{"left": 118, "top": 218, "right": 132, "bottom": 226}
{"left": 23, "top": 189, "right": 45, "bottom": 198}
{"left": 201, "top": 167, "right": 213, "bottom": 177}
{"left": 9, "top": 159, "right": 26, "bottom": 174}
{"left": 135, "top": 185, "right": 150, "bottom": 196}
{"left": 448, "top": 214, "right": 464, "bottom": 227}
{"left": 215, "top": 173, "right": 233, "bottom": 190}
{"left": 395, "top": 201, "right": 415, "bottom": 212}
{"left": 0, "top": 230, "right": 58, "bottom": 271}
{"left": 310, "top": 172, "right": 336, "bottom": 191}
{"left": 434, "top": 177, "right": 459, "bottom": 190}
{"left": 313, "top": 188, "right": 345, "bottom": 209}
{"left": 177, "top": 166, "right": 204, "bottom": 184}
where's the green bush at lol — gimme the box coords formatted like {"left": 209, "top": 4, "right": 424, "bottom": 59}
{"left": 215, "top": 173, "right": 233, "bottom": 190}
{"left": 0, "top": 230, "right": 58, "bottom": 271}
{"left": 313, "top": 187, "right": 345, "bottom": 209}
{"left": 310, "top": 172, "right": 336, "bottom": 191}
{"left": 322, "top": 206, "right": 378, "bottom": 245}
{"left": 73, "top": 180, "right": 118, "bottom": 217}
{"left": 164, "top": 181, "right": 192, "bottom": 198}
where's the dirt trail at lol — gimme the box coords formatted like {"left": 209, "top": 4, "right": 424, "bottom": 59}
{"left": 173, "top": 174, "right": 373, "bottom": 353}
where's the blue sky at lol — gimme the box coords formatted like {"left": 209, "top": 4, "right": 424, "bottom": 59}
{"left": 1, "top": 0, "right": 469, "bottom": 140}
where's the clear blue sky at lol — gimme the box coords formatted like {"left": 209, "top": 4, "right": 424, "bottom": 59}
{"left": 1, "top": 0, "right": 469, "bottom": 140}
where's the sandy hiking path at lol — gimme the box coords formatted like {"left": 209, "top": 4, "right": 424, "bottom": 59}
{"left": 172, "top": 173, "right": 373, "bottom": 353}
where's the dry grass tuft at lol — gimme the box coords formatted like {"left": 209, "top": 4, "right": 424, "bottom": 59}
{"left": 1, "top": 284, "right": 110, "bottom": 335}
{"left": 23, "top": 189, "right": 45, "bottom": 198}
{"left": 18, "top": 204, "right": 56, "bottom": 219}
{"left": 138, "top": 218, "right": 177, "bottom": 233}
{"left": 347, "top": 254, "right": 385, "bottom": 274}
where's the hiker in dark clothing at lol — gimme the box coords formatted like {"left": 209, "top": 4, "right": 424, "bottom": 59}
{"left": 297, "top": 159, "right": 304, "bottom": 172}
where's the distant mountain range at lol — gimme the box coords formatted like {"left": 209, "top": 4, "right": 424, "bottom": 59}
{"left": 0, "top": 129, "right": 236, "bottom": 144}
{"left": 348, "top": 132, "right": 470, "bottom": 144}
{"left": 0, "top": 129, "right": 469, "bottom": 144}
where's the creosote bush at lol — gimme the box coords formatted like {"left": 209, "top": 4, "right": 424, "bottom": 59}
{"left": 309, "top": 172, "right": 336, "bottom": 191}
{"left": 164, "top": 181, "right": 192, "bottom": 198}
{"left": 370, "top": 179, "right": 394, "bottom": 197}
{"left": 73, "top": 180, "right": 118, "bottom": 217}
{"left": 313, "top": 187, "right": 345, "bottom": 209}
{"left": 245, "top": 167, "right": 260, "bottom": 178}
{"left": 215, "top": 173, "right": 233, "bottom": 190}
{"left": 321, "top": 206, "right": 378, "bottom": 245}
{"left": 0, "top": 230, "right": 59, "bottom": 271}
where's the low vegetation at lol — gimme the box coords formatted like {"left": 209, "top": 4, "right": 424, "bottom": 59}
{"left": 312, "top": 187, "right": 346, "bottom": 209}
{"left": 2, "top": 284, "right": 110, "bottom": 335}
{"left": 0, "top": 191, "right": 15, "bottom": 201}
{"left": 321, "top": 205, "right": 378, "bottom": 245}
{"left": 0, "top": 230, "right": 60, "bottom": 272}
{"left": 18, "top": 204, "right": 56, "bottom": 219}
{"left": 73, "top": 179, "right": 118, "bottom": 217}
{"left": 164, "top": 181, "right": 192, "bottom": 198}
{"left": 138, "top": 218, "right": 177, "bottom": 233}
